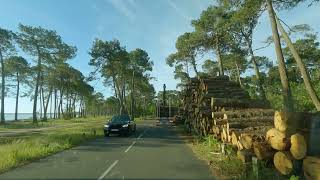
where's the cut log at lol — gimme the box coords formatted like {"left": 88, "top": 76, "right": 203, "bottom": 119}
{"left": 237, "top": 140, "right": 244, "bottom": 150}
{"left": 274, "top": 151, "right": 294, "bottom": 175}
{"left": 266, "top": 128, "right": 290, "bottom": 151}
{"left": 211, "top": 109, "right": 274, "bottom": 119}
{"left": 221, "top": 127, "right": 227, "bottom": 142}
{"left": 231, "top": 131, "right": 240, "bottom": 146}
{"left": 303, "top": 156, "right": 320, "bottom": 180}
{"left": 237, "top": 149, "right": 253, "bottom": 163}
{"left": 214, "top": 116, "right": 274, "bottom": 126}
{"left": 212, "top": 126, "right": 220, "bottom": 135}
{"left": 240, "top": 133, "right": 253, "bottom": 149}
{"left": 211, "top": 97, "right": 270, "bottom": 109}
{"left": 253, "top": 141, "right": 274, "bottom": 160}
{"left": 290, "top": 133, "right": 307, "bottom": 160}
{"left": 274, "top": 111, "right": 311, "bottom": 136}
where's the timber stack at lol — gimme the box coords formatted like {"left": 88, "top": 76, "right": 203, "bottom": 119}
{"left": 265, "top": 111, "right": 320, "bottom": 179}
{"left": 181, "top": 76, "right": 320, "bottom": 179}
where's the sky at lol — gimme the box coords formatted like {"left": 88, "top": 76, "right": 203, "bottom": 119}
{"left": 0, "top": 0, "right": 319, "bottom": 113}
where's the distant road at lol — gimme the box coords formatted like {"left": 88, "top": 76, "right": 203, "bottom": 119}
{"left": 0, "top": 120, "right": 214, "bottom": 180}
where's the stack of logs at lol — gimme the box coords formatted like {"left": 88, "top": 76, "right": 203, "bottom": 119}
{"left": 265, "top": 111, "right": 320, "bottom": 179}
{"left": 181, "top": 76, "right": 320, "bottom": 179}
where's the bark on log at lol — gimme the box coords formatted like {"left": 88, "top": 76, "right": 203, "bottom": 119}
{"left": 212, "top": 126, "right": 220, "bottom": 135}
{"left": 266, "top": 128, "right": 290, "bottom": 151}
{"left": 231, "top": 131, "right": 240, "bottom": 146}
{"left": 240, "top": 133, "right": 253, "bottom": 149}
{"left": 237, "top": 140, "right": 244, "bottom": 150}
{"left": 211, "top": 109, "right": 274, "bottom": 119}
{"left": 274, "top": 151, "right": 294, "bottom": 175}
{"left": 214, "top": 117, "right": 274, "bottom": 126}
{"left": 221, "top": 127, "right": 227, "bottom": 142}
{"left": 303, "top": 156, "right": 320, "bottom": 180}
{"left": 211, "top": 97, "right": 270, "bottom": 109}
{"left": 253, "top": 141, "right": 275, "bottom": 160}
{"left": 290, "top": 133, "right": 307, "bottom": 160}
{"left": 237, "top": 149, "right": 253, "bottom": 163}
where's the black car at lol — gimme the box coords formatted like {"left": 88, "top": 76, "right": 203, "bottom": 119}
{"left": 104, "top": 115, "right": 136, "bottom": 136}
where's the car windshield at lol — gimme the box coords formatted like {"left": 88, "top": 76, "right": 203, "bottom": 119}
{"left": 111, "top": 115, "right": 130, "bottom": 123}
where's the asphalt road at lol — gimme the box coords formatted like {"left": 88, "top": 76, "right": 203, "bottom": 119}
{"left": 0, "top": 120, "right": 215, "bottom": 180}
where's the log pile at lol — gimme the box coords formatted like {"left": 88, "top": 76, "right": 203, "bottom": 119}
{"left": 263, "top": 111, "right": 320, "bottom": 178}
{"left": 181, "top": 76, "right": 273, "bottom": 161}
{"left": 181, "top": 76, "right": 320, "bottom": 179}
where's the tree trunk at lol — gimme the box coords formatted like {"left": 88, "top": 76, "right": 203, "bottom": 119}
{"left": 54, "top": 89, "right": 57, "bottom": 119}
{"left": 39, "top": 85, "right": 43, "bottom": 119}
{"left": 266, "top": 0, "right": 294, "bottom": 111}
{"left": 114, "top": 78, "right": 125, "bottom": 115}
{"left": 15, "top": 73, "right": 20, "bottom": 121}
{"left": 43, "top": 87, "right": 52, "bottom": 121}
{"left": 131, "top": 70, "right": 135, "bottom": 121}
{"left": 191, "top": 57, "right": 199, "bottom": 77}
{"left": 72, "top": 95, "right": 76, "bottom": 118}
{"left": 275, "top": 16, "right": 320, "bottom": 111}
{"left": 235, "top": 61, "right": 242, "bottom": 87}
{"left": 0, "top": 50, "right": 5, "bottom": 123}
{"left": 248, "top": 43, "right": 267, "bottom": 100}
{"left": 78, "top": 99, "right": 82, "bottom": 118}
{"left": 60, "top": 89, "right": 64, "bottom": 116}
{"left": 33, "top": 48, "right": 41, "bottom": 123}
{"left": 49, "top": 91, "right": 52, "bottom": 119}
{"left": 215, "top": 36, "right": 224, "bottom": 76}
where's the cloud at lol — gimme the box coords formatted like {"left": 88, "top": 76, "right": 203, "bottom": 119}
{"left": 107, "top": 0, "right": 135, "bottom": 22}
{"left": 167, "top": 0, "right": 192, "bottom": 21}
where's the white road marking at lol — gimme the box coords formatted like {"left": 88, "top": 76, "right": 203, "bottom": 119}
{"left": 137, "top": 128, "right": 149, "bottom": 139}
{"left": 98, "top": 160, "right": 119, "bottom": 180}
{"left": 137, "top": 133, "right": 144, "bottom": 139}
{"left": 124, "top": 141, "right": 136, "bottom": 153}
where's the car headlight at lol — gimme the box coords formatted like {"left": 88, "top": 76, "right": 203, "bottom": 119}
{"left": 104, "top": 124, "right": 109, "bottom": 128}
{"left": 122, "top": 124, "right": 129, "bottom": 128}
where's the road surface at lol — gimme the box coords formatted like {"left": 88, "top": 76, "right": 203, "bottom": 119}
{"left": 0, "top": 120, "right": 214, "bottom": 180}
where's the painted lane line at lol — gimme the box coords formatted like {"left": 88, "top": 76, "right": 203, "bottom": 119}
{"left": 124, "top": 141, "right": 136, "bottom": 153}
{"left": 98, "top": 160, "right": 119, "bottom": 180}
{"left": 137, "top": 128, "right": 149, "bottom": 139}
{"left": 137, "top": 133, "right": 144, "bottom": 139}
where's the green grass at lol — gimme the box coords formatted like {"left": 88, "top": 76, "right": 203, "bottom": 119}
{"left": 0, "top": 116, "right": 108, "bottom": 131}
{"left": 0, "top": 116, "right": 106, "bottom": 173}
{"left": 175, "top": 125, "right": 289, "bottom": 180}
{"left": 189, "top": 135, "right": 245, "bottom": 179}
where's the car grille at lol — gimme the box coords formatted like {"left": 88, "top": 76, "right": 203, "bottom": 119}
{"left": 109, "top": 124, "right": 123, "bottom": 129}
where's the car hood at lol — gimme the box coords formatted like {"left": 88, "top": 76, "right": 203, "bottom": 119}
{"left": 107, "top": 122, "right": 128, "bottom": 126}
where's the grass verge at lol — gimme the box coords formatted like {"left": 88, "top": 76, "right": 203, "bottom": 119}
{"left": 0, "top": 116, "right": 106, "bottom": 174}
{"left": 174, "top": 125, "right": 288, "bottom": 180}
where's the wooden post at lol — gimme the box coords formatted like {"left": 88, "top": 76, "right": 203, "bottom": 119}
{"left": 221, "top": 143, "right": 225, "bottom": 155}
{"left": 252, "top": 157, "right": 259, "bottom": 179}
